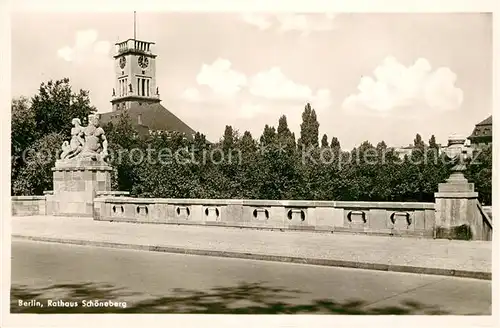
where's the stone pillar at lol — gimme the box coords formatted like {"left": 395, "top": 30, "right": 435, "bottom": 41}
{"left": 47, "top": 158, "right": 113, "bottom": 217}
{"left": 434, "top": 134, "right": 482, "bottom": 240}
{"left": 434, "top": 174, "right": 480, "bottom": 239}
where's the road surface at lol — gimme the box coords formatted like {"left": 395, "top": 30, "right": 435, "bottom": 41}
{"left": 10, "top": 240, "right": 491, "bottom": 314}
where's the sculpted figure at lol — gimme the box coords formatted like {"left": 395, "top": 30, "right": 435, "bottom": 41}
{"left": 60, "top": 118, "right": 84, "bottom": 159}
{"left": 80, "top": 114, "right": 109, "bottom": 161}
{"left": 59, "top": 115, "right": 109, "bottom": 163}
{"left": 60, "top": 141, "right": 70, "bottom": 159}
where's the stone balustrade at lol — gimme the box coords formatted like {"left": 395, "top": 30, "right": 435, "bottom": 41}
{"left": 92, "top": 197, "right": 436, "bottom": 237}
{"left": 11, "top": 196, "right": 46, "bottom": 216}
{"left": 96, "top": 191, "right": 130, "bottom": 197}
{"left": 11, "top": 194, "right": 492, "bottom": 240}
{"left": 477, "top": 201, "right": 493, "bottom": 241}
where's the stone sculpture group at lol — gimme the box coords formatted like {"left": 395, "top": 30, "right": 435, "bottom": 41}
{"left": 60, "top": 114, "right": 109, "bottom": 162}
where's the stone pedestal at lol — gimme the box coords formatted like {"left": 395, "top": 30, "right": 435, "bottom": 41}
{"left": 434, "top": 172, "right": 481, "bottom": 239}
{"left": 46, "top": 158, "right": 113, "bottom": 217}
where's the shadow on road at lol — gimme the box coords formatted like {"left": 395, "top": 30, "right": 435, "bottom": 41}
{"left": 11, "top": 282, "right": 451, "bottom": 314}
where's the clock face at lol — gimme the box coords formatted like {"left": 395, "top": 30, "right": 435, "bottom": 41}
{"left": 119, "top": 57, "right": 126, "bottom": 69}
{"left": 138, "top": 55, "right": 149, "bottom": 69}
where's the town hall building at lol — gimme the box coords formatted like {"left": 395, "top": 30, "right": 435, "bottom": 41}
{"left": 99, "top": 37, "right": 196, "bottom": 138}
{"left": 468, "top": 115, "right": 492, "bottom": 148}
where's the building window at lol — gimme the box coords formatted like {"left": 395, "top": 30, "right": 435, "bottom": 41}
{"left": 147, "top": 80, "right": 150, "bottom": 97}
{"left": 142, "top": 79, "right": 146, "bottom": 96}
{"left": 137, "top": 78, "right": 140, "bottom": 97}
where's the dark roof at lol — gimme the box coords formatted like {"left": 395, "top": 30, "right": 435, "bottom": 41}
{"left": 476, "top": 115, "right": 492, "bottom": 126}
{"left": 469, "top": 115, "right": 492, "bottom": 142}
{"left": 100, "top": 102, "right": 196, "bottom": 138}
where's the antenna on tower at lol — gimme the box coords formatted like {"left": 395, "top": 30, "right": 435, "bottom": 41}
{"left": 134, "top": 11, "right": 137, "bottom": 41}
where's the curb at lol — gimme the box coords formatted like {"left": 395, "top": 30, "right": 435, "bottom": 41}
{"left": 12, "top": 234, "right": 492, "bottom": 281}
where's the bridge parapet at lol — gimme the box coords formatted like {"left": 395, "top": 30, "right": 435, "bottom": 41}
{"left": 93, "top": 197, "right": 436, "bottom": 238}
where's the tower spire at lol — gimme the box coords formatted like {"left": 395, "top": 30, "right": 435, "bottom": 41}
{"left": 134, "top": 11, "right": 137, "bottom": 41}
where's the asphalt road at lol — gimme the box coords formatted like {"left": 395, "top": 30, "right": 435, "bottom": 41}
{"left": 10, "top": 240, "right": 491, "bottom": 314}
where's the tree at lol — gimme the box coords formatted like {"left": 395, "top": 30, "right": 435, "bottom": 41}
{"left": 466, "top": 144, "right": 492, "bottom": 205}
{"left": 321, "top": 134, "right": 329, "bottom": 148}
{"left": 11, "top": 97, "right": 37, "bottom": 185}
{"left": 295, "top": 104, "right": 321, "bottom": 199}
{"left": 348, "top": 141, "right": 377, "bottom": 201}
{"left": 219, "top": 125, "right": 241, "bottom": 197}
{"left": 429, "top": 135, "right": 438, "bottom": 149}
{"left": 12, "top": 133, "right": 65, "bottom": 196}
{"left": 330, "top": 137, "right": 340, "bottom": 150}
{"left": 277, "top": 115, "right": 292, "bottom": 139}
{"left": 235, "top": 131, "right": 259, "bottom": 199}
{"left": 104, "top": 112, "right": 143, "bottom": 193}
{"left": 260, "top": 125, "right": 276, "bottom": 147}
{"left": 254, "top": 116, "right": 303, "bottom": 199}
{"left": 222, "top": 125, "right": 238, "bottom": 152}
{"left": 425, "top": 134, "right": 440, "bottom": 163}
{"left": 31, "top": 78, "right": 96, "bottom": 138}
{"left": 240, "top": 131, "right": 257, "bottom": 154}
{"left": 192, "top": 132, "right": 209, "bottom": 157}
{"left": 299, "top": 103, "right": 319, "bottom": 148}
{"left": 11, "top": 97, "right": 36, "bottom": 153}
{"left": 104, "top": 112, "right": 139, "bottom": 150}
{"left": 372, "top": 143, "right": 399, "bottom": 201}
{"left": 413, "top": 133, "right": 426, "bottom": 150}
{"left": 376, "top": 141, "right": 387, "bottom": 151}
{"left": 276, "top": 115, "right": 296, "bottom": 150}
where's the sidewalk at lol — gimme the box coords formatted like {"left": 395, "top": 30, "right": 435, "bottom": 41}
{"left": 11, "top": 215, "right": 492, "bottom": 280}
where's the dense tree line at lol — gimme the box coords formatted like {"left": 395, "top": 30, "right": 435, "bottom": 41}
{"left": 11, "top": 79, "right": 493, "bottom": 205}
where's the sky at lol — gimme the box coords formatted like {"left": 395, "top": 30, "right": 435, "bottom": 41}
{"left": 11, "top": 12, "right": 492, "bottom": 149}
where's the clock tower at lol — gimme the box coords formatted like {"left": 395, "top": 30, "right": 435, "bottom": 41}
{"left": 101, "top": 12, "right": 196, "bottom": 140}
{"left": 111, "top": 38, "right": 161, "bottom": 111}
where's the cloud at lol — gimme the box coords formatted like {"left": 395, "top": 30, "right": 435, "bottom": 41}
{"left": 57, "top": 47, "right": 74, "bottom": 61}
{"left": 241, "top": 13, "right": 272, "bottom": 30}
{"left": 342, "top": 56, "right": 464, "bottom": 114}
{"left": 249, "top": 67, "right": 311, "bottom": 100}
{"left": 196, "top": 58, "right": 247, "bottom": 96}
{"left": 185, "top": 61, "right": 332, "bottom": 113}
{"left": 248, "top": 67, "right": 332, "bottom": 109}
{"left": 240, "top": 13, "right": 337, "bottom": 35}
{"left": 312, "top": 88, "right": 333, "bottom": 110}
{"left": 57, "top": 29, "right": 111, "bottom": 63}
{"left": 239, "top": 103, "right": 265, "bottom": 119}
